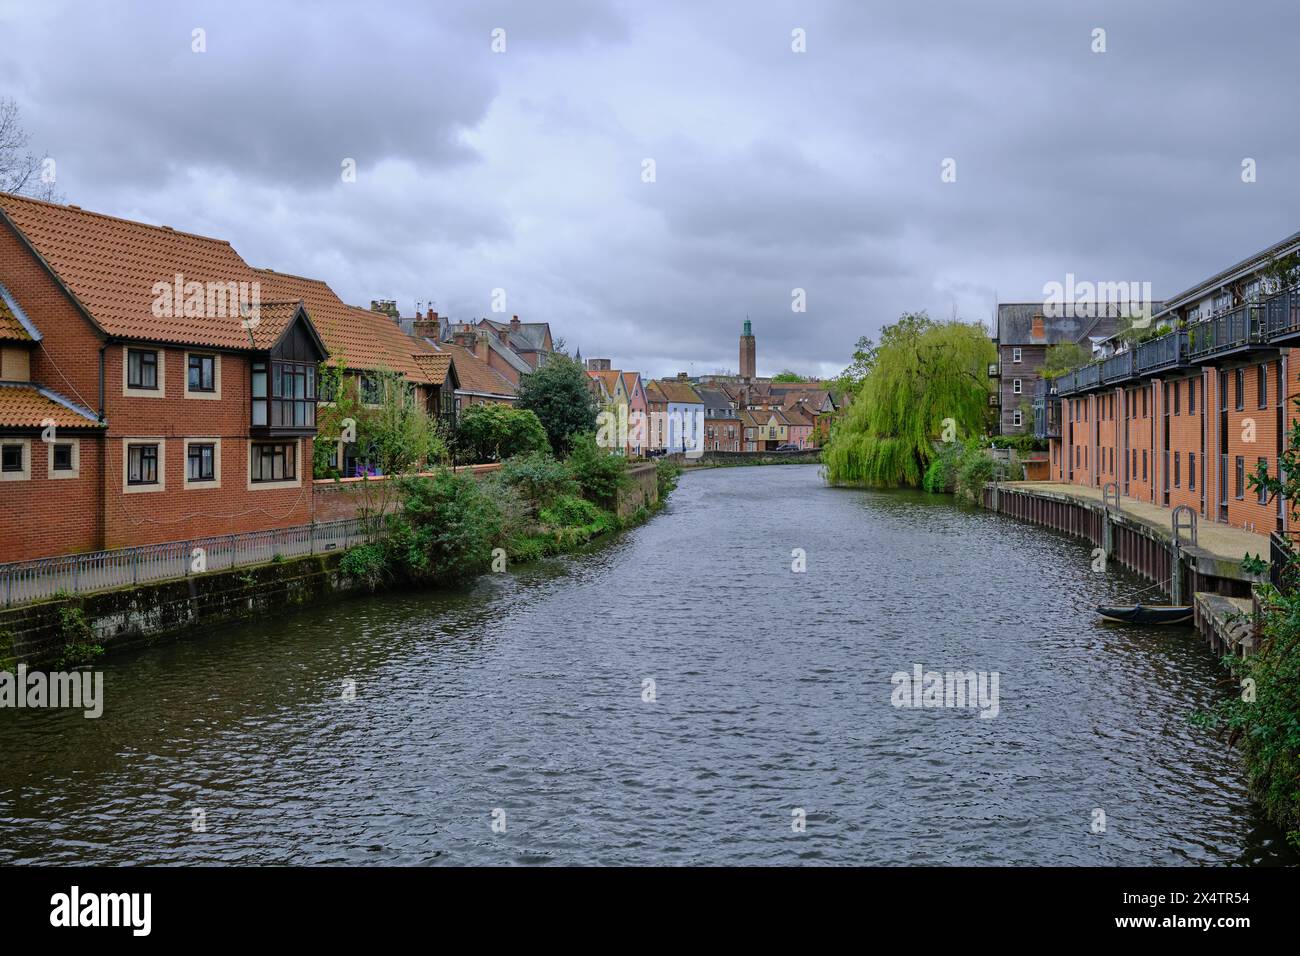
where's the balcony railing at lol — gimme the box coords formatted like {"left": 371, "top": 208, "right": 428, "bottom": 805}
{"left": 1187, "top": 303, "right": 1269, "bottom": 361}
{"left": 1134, "top": 330, "right": 1188, "bottom": 375}
{"left": 1071, "top": 362, "right": 1101, "bottom": 392}
{"left": 1053, "top": 370, "right": 1076, "bottom": 394}
{"left": 1100, "top": 350, "right": 1135, "bottom": 384}
{"left": 1262, "top": 289, "right": 1300, "bottom": 341}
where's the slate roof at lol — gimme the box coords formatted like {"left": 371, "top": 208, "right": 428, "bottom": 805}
{"left": 0, "top": 383, "right": 102, "bottom": 429}
{"left": 695, "top": 387, "right": 735, "bottom": 415}
{"left": 479, "top": 317, "right": 552, "bottom": 353}
{"left": 996, "top": 303, "right": 1120, "bottom": 347}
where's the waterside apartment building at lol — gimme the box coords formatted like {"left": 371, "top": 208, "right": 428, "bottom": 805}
{"left": 1038, "top": 231, "right": 1300, "bottom": 535}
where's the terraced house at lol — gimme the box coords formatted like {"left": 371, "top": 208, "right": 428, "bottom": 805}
{"left": 0, "top": 194, "right": 335, "bottom": 563}
{"left": 0, "top": 195, "right": 472, "bottom": 563}
{"left": 1038, "top": 230, "right": 1300, "bottom": 535}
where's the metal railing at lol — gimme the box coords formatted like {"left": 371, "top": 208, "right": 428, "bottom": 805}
{"left": 1187, "top": 303, "right": 1267, "bottom": 360}
{"left": 1134, "top": 329, "right": 1188, "bottom": 374}
{"left": 1270, "top": 531, "right": 1292, "bottom": 594}
{"left": 0, "top": 517, "right": 375, "bottom": 607}
{"left": 1074, "top": 362, "right": 1101, "bottom": 391}
{"left": 1031, "top": 378, "right": 1060, "bottom": 439}
{"left": 1100, "top": 350, "right": 1135, "bottom": 384}
{"left": 1262, "top": 289, "right": 1300, "bottom": 339}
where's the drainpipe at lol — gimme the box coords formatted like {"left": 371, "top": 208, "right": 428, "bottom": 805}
{"left": 98, "top": 341, "right": 107, "bottom": 551}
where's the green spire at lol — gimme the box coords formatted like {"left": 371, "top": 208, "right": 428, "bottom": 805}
{"left": 743, "top": 319, "right": 752, "bottom": 336}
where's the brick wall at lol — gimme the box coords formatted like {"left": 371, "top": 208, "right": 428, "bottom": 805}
{"left": 0, "top": 220, "right": 314, "bottom": 562}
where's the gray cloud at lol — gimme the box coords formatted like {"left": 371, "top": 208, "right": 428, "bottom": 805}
{"left": 2, "top": 0, "right": 1298, "bottom": 379}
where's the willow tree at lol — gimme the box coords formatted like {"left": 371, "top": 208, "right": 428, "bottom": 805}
{"left": 824, "top": 313, "right": 995, "bottom": 486}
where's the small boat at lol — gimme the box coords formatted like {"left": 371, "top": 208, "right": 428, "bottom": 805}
{"left": 1096, "top": 604, "right": 1193, "bottom": 625}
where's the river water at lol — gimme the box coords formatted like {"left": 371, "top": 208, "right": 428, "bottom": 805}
{"left": 0, "top": 465, "right": 1292, "bottom": 865}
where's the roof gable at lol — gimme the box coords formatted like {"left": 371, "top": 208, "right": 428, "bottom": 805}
{"left": 0, "top": 194, "right": 270, "bottom": 349}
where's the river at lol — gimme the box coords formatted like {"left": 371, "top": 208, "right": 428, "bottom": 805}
{"left": 0, "top": 464, "right": 1292, "bottom": 865}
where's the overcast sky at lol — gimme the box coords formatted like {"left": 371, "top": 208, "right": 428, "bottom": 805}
{"left": 2, "top": 0, "right": 1298, "bottom": 379}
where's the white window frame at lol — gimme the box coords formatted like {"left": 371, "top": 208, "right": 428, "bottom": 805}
{"left": 1012, "top": 347, "right": 1022, "bottom": 363}
{"left": 0, "top": 438, "right": 32, "bottom": 481}
{"left": 47, "top": 437, "right": 80, "bottom": 480}
{"left": 1012, "top": 410, "right": 1023, "bottom": 427}
{"left": 1012, "top": 378, "right": 1022, "bottom": 395}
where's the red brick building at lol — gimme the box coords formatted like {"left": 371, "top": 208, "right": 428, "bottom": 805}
{"left": 1041, "top": 230, "right": 1300, "bottom": 535}
{"left": 0, "top": 194, "right": 333, "bottom": 562}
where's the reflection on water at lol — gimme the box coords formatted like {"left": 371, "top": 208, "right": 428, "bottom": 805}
{"left": 0, "top": 465, "right": 1292, "bottom": 865}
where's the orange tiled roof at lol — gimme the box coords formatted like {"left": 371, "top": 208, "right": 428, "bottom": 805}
{"left": 655, "top": 379, "right": 702, "bottom": 404}
{"left": 441, "top": 343, "right": 516, "bottom": 398}
{"left": 0, "top": 194, "right": 268, "bottom": 349}
{"left": 586, "top": 369, "right": 620, "bottom": 399}
{"left": 245, "top": 300, "right": 309, "bottom": 350}
{"left": 412, "top": 352, "right": 453, "bottom": 386}
{"left": 0, "top": 291, "right": 34, "bottom": 342}
{"left": 253, "top": 269, "right": 433, "bottom": 382}
{"left": 644, "top": 380, "right": 667, "bottom": 405}
{"left": 0, "top": 383, "right": 102, "bottom": 429}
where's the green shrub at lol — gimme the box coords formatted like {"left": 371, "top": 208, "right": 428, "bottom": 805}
{"left": 339, "top": 542, "right": 388, "bottom": 591}
{"left": 655, "top": 457, "right": 683, "bottom": 499}
{"left": 56, "top": 604, "right": 102, "bottom": 668}
{"left": 954, "top": 443, "right": 996, "bottom": 502}
{"left": 566, "top": 433, "right": 628, "bottom": 504}
{"left": 384, "top": 471, "right": 503, "bottom": 583}
{"left": 497, "top": 451, "right": 577, "bottom": 505}
{"left": 922, "top": 444, "right": 958, "bottom": 493}
{"left": 538, "top": 493, "right": 617, "bottom": 546}
{"left": 455, "top": 404, "right": 550, "bottom": 463}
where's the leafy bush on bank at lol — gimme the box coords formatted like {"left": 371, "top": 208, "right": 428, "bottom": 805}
{"left": 655, "top": 457, "right": 683, "bottom": 499}
{"left": 922, "top": 441, "right": 1000, "bottom": 502}
{"left": 339, "top": 439, "right": 673, "bottom": 587}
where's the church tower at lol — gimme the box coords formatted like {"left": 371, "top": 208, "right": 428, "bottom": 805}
{"left": 739, "top": 318, "right": 756, "bottom": 380}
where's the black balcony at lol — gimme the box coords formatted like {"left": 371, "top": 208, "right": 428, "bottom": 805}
{"left": 1100, "top": 350, "right": 1135, "bottom": 385}
{"left": 1261, "top": 289, "right": 1300, "bottom": 344}
{"left": 1053, "top": 369, "right": 1076, "bottom": 395}
{"left": 1031, "top": 379, "right": 1060, "bottom": 440}
{"left": 1071, "top": 361, "right": 1102, "bottom": 392}
{"left": 1134, "top": 330, "right": 1188, "bottom": 375}
{"left": 1186, "top": 304, "right": 1275, "bottom": 363}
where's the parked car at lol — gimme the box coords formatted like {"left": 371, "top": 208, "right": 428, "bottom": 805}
{"left": 774, "top": 443, "right": 801, "bottom": 452}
